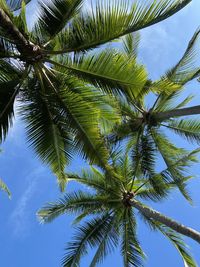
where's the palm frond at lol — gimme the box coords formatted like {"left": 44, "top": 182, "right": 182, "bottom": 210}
{"left": 122, "top": 32, "right": 140, "bottom": 58}
{"left": 165, "top": 28, "right": 200, "bottom": 85}
{"left": 6, "top": 0, "right": 31, "bottom": 11}
{"left": 0, "top": 178, "right": 11, "bottom": 197}
{"left": 153, "top": 91, "right": 180, "bottom": 113}
{"left": 150, "top": 79, "right": 181, "bottom": 95}
{"left": 154, "top": 222, "right": 197, "bottom": 267}
{"left": 0, "top": 36, "right": 17, "bottom": 58}
{"left": 174, "top": 95, "right": 194, "bottom": 110}
{"left": 108, "top": 121, "right": 140, "bottom": 145}
{"left": 62, "top": 212, "right": 114, "bottom": 267}
{"left": 47, "top": 49, "right": 147, "bottom": 95}
{"left": 66, "top": 168, "right": 120, "bottom": 197}
{"left": 24, "top": 65, "right": 113, "bottom": 181}
{"left": 20, "top": 75, "right": 73, "bottom": 190}
{"left": 150, "top": 129, "right": 198, "bottom": 203}
{"left": 155, "top": 92, "right": 194, "bottom": 113}
{"left": 47, "top": 0, "right": 191, "bottom": 53}
{"left": 150, "top": 128, "right": 187, "bottom": 161}
{"left": 53, "top": 80, "right": 111, "bottom": 169}
{"left": 13, "top": 0, "right": 28, "bottom": 36}
{"left": 0, "top": 79, "right": 18, "bottom": 142}
{"left": 167, "top": 119, "right": 200, "bottom": 144}
{"left": 36, "top": 0, "right": 83, "bottom": 41}
{"left": 89, "top": 214, "right": 119, "bottom": 267}
{"left": 51, "top": 68, "right": 120, "bottom": 134}
{"left": 137, "top": 165, "right": 196, "bottom": 203}
{"left": 121, "top": 209, "right": 145, "bottom": 267}
{"left": 136, "top": 174, "right": 170, "bottom": 202}
{"left": 38, "top": 191, "right": 113, "bottom": 224}
{"left": 0, "top": 60, "right": 21, "bottom": 142}
{"left": 132, "top": 131, "right": 156, "bottom": 179}
{"left": 44, "top": 65, "right": 112, "bottom": 169}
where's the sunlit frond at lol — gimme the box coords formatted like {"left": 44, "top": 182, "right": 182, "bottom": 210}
{"left": 165, "top": 28, "right": 200, "bottom": 85}
{"left": 122, "top": 32, "right": 140, "bottom": 58}
{"left": 167, "top": 119, "right": 200, "bottom": 144}
{"left": 47, "top": 49, "right": 147, "bottom": 95}
{"left": 48, "top": 0, "right": 191, "bottom": 53}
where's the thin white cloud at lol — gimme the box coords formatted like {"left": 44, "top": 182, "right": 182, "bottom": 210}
{"left": 9, "top": 166, "right": 46, "bottom": 238}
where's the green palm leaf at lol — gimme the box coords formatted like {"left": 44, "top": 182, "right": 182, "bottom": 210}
{"left": 89, "top": 214, "right": 119, "bottom": 267}
{"left": 121, "top": 209, "right": 145, "bottom": 267}
{"left": 36, "top": 0, "right": 83, "bottom": 40}
{"left": 0, "top": 36, "right": 17, "bottom": 58}
{"left": 0, "top": 80, "right": 18, "bottom": 142}
{"left": 13, "top": 0, "right": 29, "bottom": 36}
{"left": 20, "top": 76, "right": 73, "bottom": 191}
{"left": 55, "top": 85, "right": 110, "bottom": 168}
{"left": 150, "top": 129, "right": 198, "bottom": 203}
{"left": 154, "top": 92, "right": 194, "bottom": 113}
{"left": 47, "top": 0, "right": 191, "bottom": 53}
{"left": 62, "top": 212, "right": 114, "bottom": 267}
{"left": 132, "top": 131, "right": 156, "bottom": 179}
{"left": 66, "top": 169, "right": 119, "bottom": 197}
{"left": 47, "top": 49, "right": 147, "bottom": 95}
{"left": 0, "top": 178, "right": 11, "bottom": 197}
{"left": 0, "top": 60, "right": 21, "bottom": 142}
{"left": 42, "top": 65, "right": 111, "bottom": 168}
{"left": 166, "top": 119, "right": 200, "bottom": 144}
{"left": 152, "top": 222, "right": 197, "bottom": 267}
{"left": 6, "top": 0, "right": 31, "bottom": 11}
{"left": 165, "top": 28, "right": 200, "bottom": 85}
{"left": 38, "top": 191, "right": 116, "bottom": 224}
{"left": 122, "top": 32, "right": 140, "bottom": 58}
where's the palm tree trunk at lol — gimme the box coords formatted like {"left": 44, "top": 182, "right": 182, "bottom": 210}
{"left": 0, "top": 8, "right": 29, "bottom": 54}
{"left": 155, "top": 105, "right": 200, "bottom": 120}
{"left": 131, "top": 199, "right": 200, "bottom": 243}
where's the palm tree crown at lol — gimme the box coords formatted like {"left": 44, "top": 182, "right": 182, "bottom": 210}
{"left": 38, "top": 150, "right": 200, "bottom": 267}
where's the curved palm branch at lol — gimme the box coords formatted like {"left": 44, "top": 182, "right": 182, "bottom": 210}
{"left": 40, "top": 0, "right": 191, "bottom": 54}
{"left": 139, "top": 216, "right": 197, "bottom": 267}
{"left": 0, "top": 178, "right": 11, "bottom": 197}
{"left": 165, "top": 28, "right": 200, "bottom": 85}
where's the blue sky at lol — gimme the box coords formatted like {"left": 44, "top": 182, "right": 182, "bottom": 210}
{"left": 1, "top": 0, "right": 200, "bottom": 266}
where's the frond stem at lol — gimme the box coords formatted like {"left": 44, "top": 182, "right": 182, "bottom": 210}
{"left": 134, "top": 180, "right": 150, "bottom": 195}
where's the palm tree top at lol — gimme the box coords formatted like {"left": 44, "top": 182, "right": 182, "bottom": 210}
{"left": 38, "top": 150, "right": 199, "bottom": 267}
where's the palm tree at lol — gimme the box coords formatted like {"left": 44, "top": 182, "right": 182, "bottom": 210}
{"left": 103, "top": 29, "right": 200, "bottom": 199}
{"left": 0, "top": 0, "right": 192, "bottom": 189}
{"left": 38, "top": 151, "right": 200, "bottom": 267}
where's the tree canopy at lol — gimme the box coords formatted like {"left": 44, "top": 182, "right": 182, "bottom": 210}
{"left": 1, "top": 0, "right": 200, "bottom": 267}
